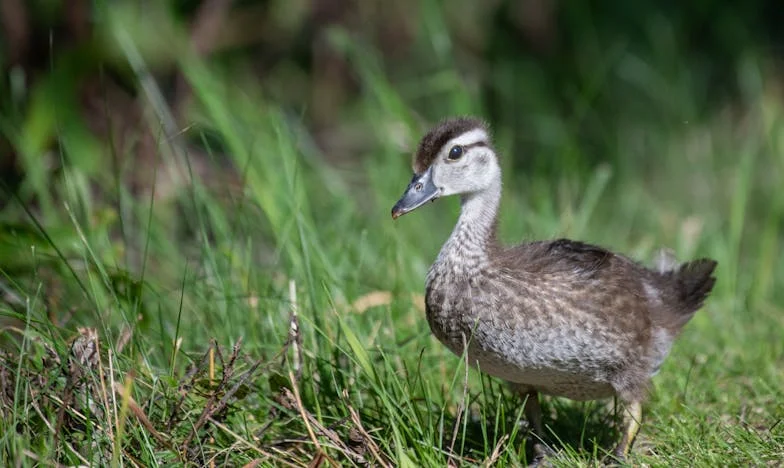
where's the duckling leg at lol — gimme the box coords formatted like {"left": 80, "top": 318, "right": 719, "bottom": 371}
{"left": 521, "top": 389, "right": 550, "bottom": 464}
{"left": 509, "top": 384, "right": 552, "bottom": 464}
{"left": 611, "top": 400, "right": 642, "bottom": 459}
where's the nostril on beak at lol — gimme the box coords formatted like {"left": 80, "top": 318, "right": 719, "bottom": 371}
{"left": 415, "top": 183, "right": 423, "bottom": 191}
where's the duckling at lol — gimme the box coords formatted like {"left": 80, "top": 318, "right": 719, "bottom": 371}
{"left": 391, "top": 117, "right": 717, "bottom": 463}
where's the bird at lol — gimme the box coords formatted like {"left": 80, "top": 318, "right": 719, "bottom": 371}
{"left": 390, "top": 116, "right": 717, "bottom": 464}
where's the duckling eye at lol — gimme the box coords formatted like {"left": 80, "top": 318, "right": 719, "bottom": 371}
{"left": 448, "top": 145, "right": 464, "bottom": 160}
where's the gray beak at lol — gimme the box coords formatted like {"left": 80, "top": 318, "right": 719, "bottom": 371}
{"left": 391, "top": 167, "right": 440, "bottom": 219}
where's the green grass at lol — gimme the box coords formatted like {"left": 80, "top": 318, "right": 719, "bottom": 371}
{"left": 1, "top": 5, "right": 784, "bottom": 467}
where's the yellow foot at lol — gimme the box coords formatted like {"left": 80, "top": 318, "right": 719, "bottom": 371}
{"left": 610, "top": 400, "right": 642, "bottom": 462}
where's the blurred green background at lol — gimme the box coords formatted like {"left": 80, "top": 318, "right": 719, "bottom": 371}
{"left": 0, "top": 0, "right": 782, "bottom": 466}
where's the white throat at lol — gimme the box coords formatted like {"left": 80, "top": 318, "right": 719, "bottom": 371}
{"left": 458, "top": 183, "right": 501, "bottom": 237}
{"left": 435, "top": 174, "right": 502, "bottom": 271}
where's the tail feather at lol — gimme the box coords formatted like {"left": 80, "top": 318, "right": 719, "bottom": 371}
{"left": 676, "top": 259, "right": 718, "bottom": 312}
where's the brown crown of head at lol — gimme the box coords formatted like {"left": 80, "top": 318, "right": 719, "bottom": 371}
{"left": 413, "top": 117, "right": 489, "bottom": 174}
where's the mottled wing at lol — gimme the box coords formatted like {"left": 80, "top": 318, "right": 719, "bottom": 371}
{"left": 500, "top": 238, "right": 620, "bottom": 278}
{"left": 495, "top": 238, "right": 656, "bottom": 334}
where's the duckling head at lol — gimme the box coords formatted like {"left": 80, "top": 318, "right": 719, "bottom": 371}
{"left": 392, "top": 117, "right": 500, "bottom": 219}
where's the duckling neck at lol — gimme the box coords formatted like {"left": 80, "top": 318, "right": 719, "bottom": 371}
{"left": 436, "top": 182, "right": 501, "bottom": 272}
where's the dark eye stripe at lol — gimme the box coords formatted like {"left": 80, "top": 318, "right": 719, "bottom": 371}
{"left": 446, "top": 141, "right": 487, "bottom": 156}
{"left": 445, "top": 140, "right": 489, "bottom": 163}
{"left": 463, "top": 141, "right": 488, "bottom": 149}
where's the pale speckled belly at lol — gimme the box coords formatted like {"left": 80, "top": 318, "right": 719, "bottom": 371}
{"left": 463, "top": 342, "right": 616, "bottom": 400}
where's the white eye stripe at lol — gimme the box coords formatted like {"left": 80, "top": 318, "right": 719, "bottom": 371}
{"left": 447, "top": 128, "right": 489, "bottom": 147}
